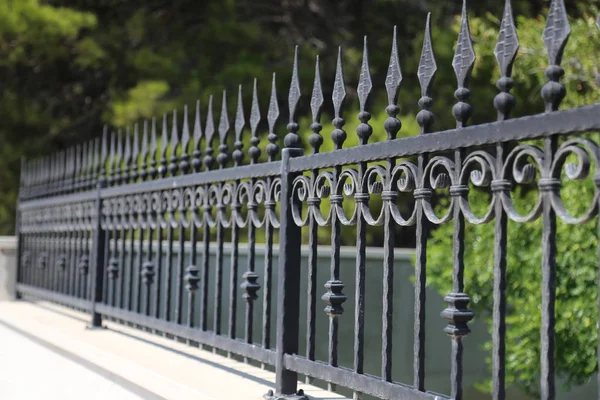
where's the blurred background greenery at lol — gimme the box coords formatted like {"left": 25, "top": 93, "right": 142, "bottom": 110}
{"left": 0, "top": 0, "right": 595, "bottom": 234}
{"left": 2, "top": 0, "right": 600, "bottom": 395}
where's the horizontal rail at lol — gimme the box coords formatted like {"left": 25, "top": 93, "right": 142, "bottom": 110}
{"left": 96, "top": 304, "right": 276, "bottom": 366}
{"left": 101, "top": 161, "right": 282, "bottom": 199}
{"left": 283, "top": 355, "right": 450, "bottom": 400}
{"left": 19, "top": 190, "right": 96, "bottom": 210}
{"left": 17, "top": 284, "right": 93, "bottom": 312}
{"left": 289, "top": 105, "right": 600, "bottom": 172}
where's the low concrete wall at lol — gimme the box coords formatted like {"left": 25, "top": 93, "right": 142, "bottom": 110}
{"left": 0, "top": 236, "right": 17, "bottom": 301}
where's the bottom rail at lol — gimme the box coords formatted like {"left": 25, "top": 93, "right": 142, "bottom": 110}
{"left": 17, "top": 284, "right": 93, "bottom": 312}
{"left": 95, "top": 303, "right": 276, "bottom": 366}
{"left": 284, "top": 355, "right": 451, "bottom": 400}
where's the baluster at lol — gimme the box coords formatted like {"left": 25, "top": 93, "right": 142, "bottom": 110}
{"left": 323, "top": 47, "right": 348, "bottom": 393}
{"left": 161, "top": 113, "right": 175, "bottom": 321}
{"left": 244, "top": 79, "right": 261, "bottom": 351}
{"left": 491, "top": 2, "right": 519, "bottom": 399}
{"left": 415, "top": 13, "right": 436, "bottom": 392}
{"left": 164, "top": 113, "right": 177, "bottom": 322}
{"left": 382, "top": 25, "right": 403, "bottom": 385}
{"left": 264, "top": 72, "right": 280, "bottom": 353}
{"left": 214, "top": 91, "right": 230, "bottom": 339}
{"left": 305, "top": 56, "right": 323, "bottom": 382}
{"left": 442, "top": 2, "right": 475, "bottom": 399}
{"left": 174, "top": 111, "right": 187, "bottom": 326}
{"left": 201, "top": 95, "right": 215, "bottom": 332}
{"left": 540, "top": 1, "right": 570, "bottom": 399}
{"left": 185, "top": 102, "right": 203, "bottom": 327}
{"left": 229, "top": 85, "right": 245, "bottom": 345}
{"left": 353, "top": 37, "right": 372, "bottom": 400}
{"left": 176, "top": 106, "right": 190, "bottom": 326}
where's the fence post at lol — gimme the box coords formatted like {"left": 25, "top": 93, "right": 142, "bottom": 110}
{"left": 266, "top": 147, "right": 306, "bottom": 400}
{"left": 89, "top": 136, "right": 107, "bottom": 328}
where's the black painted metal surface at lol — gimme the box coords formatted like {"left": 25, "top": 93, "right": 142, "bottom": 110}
{"left": 14, "top": 1, "right": 600, "bottom": 399}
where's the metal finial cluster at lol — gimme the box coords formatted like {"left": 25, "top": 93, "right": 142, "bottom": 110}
{"left": 20, "top": 1, "right": 585, "bottom": 201}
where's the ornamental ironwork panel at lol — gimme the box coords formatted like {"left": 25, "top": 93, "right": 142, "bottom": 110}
{"left": 15, "top": 1, "right": 600, "bottom": 399}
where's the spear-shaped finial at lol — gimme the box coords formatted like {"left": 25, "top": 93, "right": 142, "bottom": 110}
{"left": 180, "top": 105, "right": 191, "bottom": 173}
{"left": 285, "top": 45, "right": 302, "bottom": 149}
{"left": 331, "top": 47, "right": 347, "bottom": 150}
{"left": 266, "top": 73, "right": 280, "bottom": 161}
{"left": 131, "top": 123, "right": 139, "bottom": 182}
{"left": 233, "top": 85, "right": 245, "bottom": 167}
{"left": 384, "top": 26, "right": 403, "bottom": 140}
{"left": 158, "top": 114, "right": 169, "bottom": 178}
{"left": 494, "top": 0, "right": 519, "bottom": 120}
{"left": 149, "top": 117, "right": 158, "bottom": 179}
{"left": 116, "top": 130, "right": 123, "bottom": 184}
{"left": 452, "top": 0, "right": 475, "bottom": 128}
{"left": 309, "top": 56, "right": 324, "bottom": 154}
{"left": 203, "top": 95, "right": 215, "bottom": 170}
{"left": 99, "top": 126, "right": 108, "bottom": 187}
{"left": 91, "top": 138, "right": 99, "bottom": 187}
{"left": 168, "top": 110, "right": 179, "bottom": 176}
{"left": 192, "top": 100, "right": 203, "bottom": 172}
{"left": 417, "top": 13, "right": 437, "bottom": 134}
{"left": 217, "top": 90, "right": 230, "bottom": 169}
{"left": 357, "top": 36, "right": 373, "bottom": 145}
{"left": 249, "top": 79, "right": 261, "bottom": 164}
{"left": 140, "top": 120, "right": 149, "bottom": 181}
{"left": 541, "top": 0, "right": 570, "bottom": 112}
{"left": 122, "top": 127, "right": 132, "bottom": 183}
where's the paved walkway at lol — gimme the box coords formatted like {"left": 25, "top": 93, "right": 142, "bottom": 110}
{"left": 0, "top": 301, "right": 346, "bottom": 400}
{"left": 0, "top": 323, "right": 142, "bottom": 400}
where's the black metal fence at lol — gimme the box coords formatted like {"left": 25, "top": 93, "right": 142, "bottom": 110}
{"left": 14, "top": 0, "right": 600, "bottom": 399}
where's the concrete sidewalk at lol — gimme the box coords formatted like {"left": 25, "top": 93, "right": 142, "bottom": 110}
{"left": 0, "top": 322, "right": 143, "bottom": 400}
{"left": 0, "top": 301, "right": 347, "bottom": 400}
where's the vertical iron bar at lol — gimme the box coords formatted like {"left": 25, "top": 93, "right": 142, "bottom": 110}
{"left": 305, "top": 56, "right": 324, "bottom": 382}
{"left": 491, "top": 1, "right": 518, "bottom": 397}
{"left": 273, "top": 147, "right": 303, "bottom": 397}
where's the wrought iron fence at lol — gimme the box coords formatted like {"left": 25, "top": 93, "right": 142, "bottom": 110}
{"left": 14, "top": 0, "right": 600, "bottom": 399}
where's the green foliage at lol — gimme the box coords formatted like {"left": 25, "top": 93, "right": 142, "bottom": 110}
{"left": 426, "top": 8, "right": 600, "bottom": 395}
